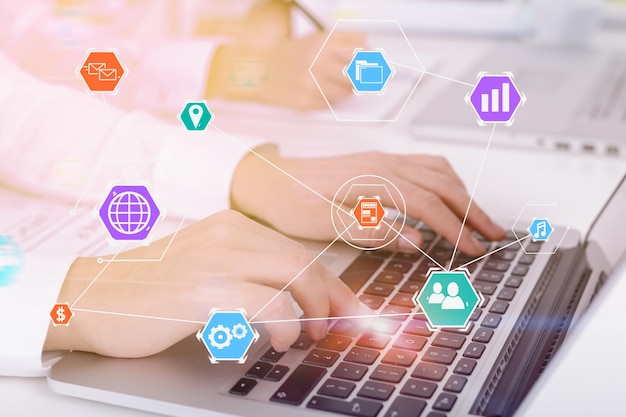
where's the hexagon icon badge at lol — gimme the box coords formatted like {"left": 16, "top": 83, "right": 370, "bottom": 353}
{"left": 528, "top": 218, "right": 554, "bottom": 242}
{"left": 415, "top": 270, "right": 480, "bottom": 328}
{"left": 344, "top": 50, "right": 394, "bottom": 94}
{"left": 50, "top": 302, "right": 73, "bottom": 326}
{"left": 77, "top": 50, "right": 126, "bottom": 93}
{"left": 197, "top": 309, "right": 259, "bottom": 363}
{"left": 179, "top": 100, "right": 213, "bottom": 131}
{"left": 352, "top": 196, "right": 386, "bottom": 229}
{"left": 466, "top": 73, "right": 526, "bottom": 125}
{"left": 98, "top": 185, "right": 161, "bottom": 241}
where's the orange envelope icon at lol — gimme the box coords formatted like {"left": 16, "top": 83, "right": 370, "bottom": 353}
{"left": 98, "top": 68, "right": 117, "bottom": 81}
{"left": 86, "top": 62, "right": 105, "bottom": 75}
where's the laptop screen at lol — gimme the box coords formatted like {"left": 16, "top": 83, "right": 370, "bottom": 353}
{"left": 585, "top": 172, "right": 626, "bottom": 267}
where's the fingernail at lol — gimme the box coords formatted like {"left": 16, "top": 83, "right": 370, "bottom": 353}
{"left": 398, "top": 232, "right": 421, "bottom": 252}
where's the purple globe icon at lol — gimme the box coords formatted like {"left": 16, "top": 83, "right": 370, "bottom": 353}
{"left": 99, "top": 185, "right": 161, "bottom": 241}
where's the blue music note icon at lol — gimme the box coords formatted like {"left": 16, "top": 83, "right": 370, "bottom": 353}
{"left": 529, "top": 218, "right": 553, "bottom": 242}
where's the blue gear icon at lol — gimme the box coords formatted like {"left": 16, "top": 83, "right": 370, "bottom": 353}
{"left": 232, "top": 323, "right": 248, "bottom": 340}
{"left": 208, "top": 324, "right": 232, "bottom": 349}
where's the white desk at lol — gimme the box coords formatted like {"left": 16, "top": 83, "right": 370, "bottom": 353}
{"left": 3, "top": 30, "right": 626, "bottom": 417}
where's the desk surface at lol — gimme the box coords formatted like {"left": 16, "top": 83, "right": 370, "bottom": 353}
{"left": 4, "top": 30, "right": 626, "bottom": 417}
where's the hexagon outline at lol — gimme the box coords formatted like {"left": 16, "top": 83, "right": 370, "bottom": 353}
{"left": 464, "top": 72, "right": 527, "bottom": 127}
{"left": 308, "top": 19, "right": 426, "bottom": 122}
{"left": 178, "top": 100, "right": 213, "bottom": 131}
{"left": 343, "top": 49, "right": 395, "bottom": 95}
{"left": 97, "top": 184, "right": 162, "bottom": 242}
{"left": 75, "top": 48, "right": 127, "bottom": 95}
{"left": 196, "top": 308, "right": 259, "bottom": 364}
{"left": 337, "top": 184, "right": 400, "bottom": 241}
{"left": 511, "top": 204, "right": 570, "bottom": 255}
{"left": 332, "top": 179, "right": 406, "bottom": 249}
{"left": 414, "top": 268, "right": 481, "bottom": 328}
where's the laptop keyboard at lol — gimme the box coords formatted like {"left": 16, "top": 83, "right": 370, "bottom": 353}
{"left": 228, "top": 226, "right": 540, "bottom": 417}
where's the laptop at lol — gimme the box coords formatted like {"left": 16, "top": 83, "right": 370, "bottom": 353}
{"left": 333, "top": 0, "right": 531, "bottom": 36}
{"left": 48, "top": 170, "right": 626, "bottom": 417}
{"left": 411, "top": 42, "right": 626, "bottom": 157}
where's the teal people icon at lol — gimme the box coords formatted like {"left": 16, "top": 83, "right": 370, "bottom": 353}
{"left": 0, "top": 236, "right": 22, "bottom": 286}
{"left": 415, "top": 270, "right": 480, "bottom": 328}
{"left": 179, "top": 100, "right": 213, "bottom": 131}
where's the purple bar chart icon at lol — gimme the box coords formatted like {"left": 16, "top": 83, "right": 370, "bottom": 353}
{"left": 467, "top": 73, "right": 525, "bottom": 125}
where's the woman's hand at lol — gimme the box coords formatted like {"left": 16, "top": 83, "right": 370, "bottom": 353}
{"left": 232, "top": 149, "right": 505, "bottom": 256}
{"left": 44, "top": 210, "right": 370, "bottom": 358}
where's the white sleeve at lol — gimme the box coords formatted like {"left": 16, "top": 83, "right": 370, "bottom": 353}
{"left": 0, "top": 52, "right": 266, "bottom": 376}
{"left": 0, "top": 252, "right": 75, "bottom": 377}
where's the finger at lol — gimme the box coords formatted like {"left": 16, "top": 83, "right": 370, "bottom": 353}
{"left": 394, "top": 165, "right": 504, "bottom": 241}
{"left": 391, "top": 178, "right": 486, "bottom": 256}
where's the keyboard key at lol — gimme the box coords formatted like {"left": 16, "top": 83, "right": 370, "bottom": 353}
{"left": 504, "top": 276, "right": 523, "bottom": 288}
{"left": 411, "top": 362, "right": 447, "bottom": 381}
{"left": 357, "top": 381, "right": 395, "bottom": 401}
{"left": 420, "top": 230, "right": 436, "bottom": 243}
{"left": 482, "top": 314, "right": 502, "bottom": 328}
{"left": 332, "top": 362, "right": 368, "bottom": 381}
{"left": 261, "top": 347, "right": 285, "bottom": 363}
{"left": 346, "top": 347, "right": 380, "bottom": 365}
{"left": 480, "top": 295, "right": 491, "bottom": 309}
{"left": 229, "top": 378, "right": 257, "bottom": 396}
{"left": 408, "top": 270, "right": 428, "bottom": 282}
{"left": 365, "top": 282, "right": 395, "bottom": 297}
{"left": 511, "top": 265, "right": 529, "bottom": 276}
{"left": 330, "top": 319, "right": 362, "bottom": 337}
{"left": 359, "top": 294, "right": 385, "bottom": 310}
{"left": 357, "top": 333, "right": 391, "bottom": 350}
{"left": 489, "top": 301, "right": 509, "bottom": 314}
{"left": 304, "top": 349, "right": 340, "bottom": 367}
{"left": 426, "top": 412, "right": 447, "bottom": 417}
{"left": 526, "top": 242, "right": 543, "bottom": 252}
{"left": 454, "top": 358, "right": 477, "bottom": 375}
{"left": 384, "top": 396, "right": 427, "bottom": 417}
{"left": 433, "top": 393, "right": 457, "bottom": 412}
{"left": 399, "top": 281, "right": 422, "bottom": 294}
{"left": 423, "top": 347, "right": 456, "bottom": 365}
{"left": 307, "top": 396, "right": 382, "bottom": 417}
{"left": 400, "top": 378, "right": 437, "bottom": 399}
{"left": 340, "top": 256, "right": 384, "bottom": 293}
{"left": 442, "top": 322, "right": 474, "bottom": 336}
{"left": 371, "top": 364, "right": 406, "bottom": 383}
{"left": 369, "top": 318, "right": 402, "bottom": 335}
{"left": 393, "top": 334, "right": 427, "bottom": 352}
{"left": 416, "top": 261, "right": 438, "bottom": 276}
{"left": 385, "top": 260, "right": 413, "bottom": 274}
{"left": 497, "top": 288, "right": 516, "bottom": 301}
{"left": 469, "top": 308, "right": 483, "bottom": 321}
{"left": 404, "top": 319, "right": 433, "bottom": 337}
{"left": 473, "top": 282, "right": 496, "bottom": 295}
{"left": 265, "top": 365, "right": 289, "bottom": 382}
{"left": 394, "top": 252, "right": 422, "bottom": 262}
{"left": 375, "top": 271, "right": 404, "bottom": 285}
{"left": 443, "top": 375, "right": 467, "bottom": 393}
{"left": 491, "top": 250, "right": 516, "bottom": 261}
{"left": 271, "top": 365, "right": 326, "bottom": 405}
{"left": 382, "top": 349, "right": 418, "bottom": 367}
{"left": 463, "top": 342, "right": 486, "bottom": 359}
{"left": 432, "top": 333, "right": 466, "bottom": 350}
{"left": 317, "top": 334, "right": 352, "bottom": 352}
{"left": 318, "top": 378, "right": 355, "bottom": 399}
{"left": 390, "top": 293, "right": 417, "bottom": 308}
{"left": 380, "top": 305, "right": 413, "bottom": 321}
{"left": 472, "top": 328, "right": 494, "bottom": 343}
{"left": 483, "top": 260, "right": 510, "bottom": 272}
{"left": 475, "top": 270, "right": 504, "bottom": 283}
{"left": 518, "top": 254, "right": 535, "bottom": 265}
{"left": 245, "top": 361, "right": 273, "bottom": 379}
{"left": 291, "top": 333, "right": 314, "bottom": 350}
